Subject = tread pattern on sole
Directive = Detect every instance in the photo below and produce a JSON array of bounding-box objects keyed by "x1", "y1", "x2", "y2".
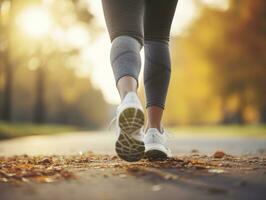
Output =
[
  {"x1": 116, "y1": 107, "x2": 145, "y2": 162},
  {"x1": 145, "y1": 149, "x2": 168, "y2": 161},
  {"x1": 118, "y1": 107, "x2": 144, "y2": 133}
]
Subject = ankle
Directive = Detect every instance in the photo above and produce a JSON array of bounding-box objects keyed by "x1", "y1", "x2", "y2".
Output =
[
  {"x1": 117, "y1": 76, "x2": 138, "y2": 99},
  {"x1": 120, "y1": 91, "x2": 139, "y2": 104}
]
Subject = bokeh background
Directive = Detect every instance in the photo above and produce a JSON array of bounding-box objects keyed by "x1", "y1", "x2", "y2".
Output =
[{"x1": 0, "y1": 0, "x2": 265, "y2": 139}]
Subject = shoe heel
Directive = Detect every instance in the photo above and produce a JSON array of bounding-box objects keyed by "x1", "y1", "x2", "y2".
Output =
[
  {"x1": 115, "y1": 107, "x2": 145, "y2": 162},
  {"x1": 118, "y1": 107, "x2": 144, "y2": 134}
]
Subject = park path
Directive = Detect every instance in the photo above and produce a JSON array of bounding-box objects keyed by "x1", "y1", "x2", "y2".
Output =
[
  {"x1": 0, "y1": 131, "x2": 266, "y2": 200},
  {"x1": 0, "y1": 131, "x2": 265, "y2": 156}
]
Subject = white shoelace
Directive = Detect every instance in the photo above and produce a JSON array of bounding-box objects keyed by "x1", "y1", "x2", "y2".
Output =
[
  {"x1": 108, "y1": 116, "x2": 117, "y2": 131},
  {"x1": 158, "y1": 126, "x2": 173, "y2": 139}
]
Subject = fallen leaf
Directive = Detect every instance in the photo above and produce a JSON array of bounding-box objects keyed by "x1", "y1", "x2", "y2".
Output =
[
  {"x1": 194, "y1": 165, "x2": 208, "y2": 170},
  {"x1": 208, "y1": 169, "x2": 225, "y2": 174},
  {"x1": 151, "y1": 184, "x2": 162, "y2": 191},
  {"x1": 213, "y1": 151, "x2": 226, "y2": 158},
  {"x1": 119, "y1": 174, "x2": 127, "y2": 178},
  {"x1": 0, "y1": 177, "x2": 8, "y2": 183},
  {"x1": 191, "y1": 149, "x2": 199, "y2": 153},
  {"x1": 35, "y1": 176, "x2": 56, "y2": 183},
  {"x1": 38, "y1": 157, "x2": 52, "y2": 165}
]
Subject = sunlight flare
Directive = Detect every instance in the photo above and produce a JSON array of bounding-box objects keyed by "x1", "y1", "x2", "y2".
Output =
[{"x1": 17, "y1": 6, "x2": 52, "y2": 38}]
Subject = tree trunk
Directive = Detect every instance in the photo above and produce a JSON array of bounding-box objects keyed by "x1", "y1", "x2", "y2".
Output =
[
  {"x1": 34, "y1": 66, "x2": 46, "y2": 123},
  {"x1": 1, "y1": 0, "x2": 14, "y2": 121},
  {"x1": 260, "y1": 106, "x2": 266, "y2": 124},
  {"x1": 2, "y1": 51, "x2": 13, "y2": 121}
]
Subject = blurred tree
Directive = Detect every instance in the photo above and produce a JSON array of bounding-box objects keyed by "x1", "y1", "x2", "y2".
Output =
[
  {"x1": 0, "y1": 0, "x2": 109, "y2": 127},
  {"x1": 203, "y1": 0, "x2": 266, "y2": 123},
  {"x1": 0, "y1": 0, "x2": 14, "y2": 121},
  {"x1": 165, "y1": 0, "x2": 266, "y2": 125},
  {"x1": 31, "y1": 0, "x2": 94, "y2": 123}
]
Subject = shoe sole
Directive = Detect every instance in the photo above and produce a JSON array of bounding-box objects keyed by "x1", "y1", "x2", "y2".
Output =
[
  {"x1": 115, "y1": 107, "x2": 145, "y2": 162},
  {"x1": 145, "y1": 149, "x2": 168, "y2": 161}
]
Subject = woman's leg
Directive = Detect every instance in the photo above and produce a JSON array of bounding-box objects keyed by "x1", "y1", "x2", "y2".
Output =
[
  {"x1": 110, "y1": 36, "x2": 141, "y2": 99},
  {"x1": 144, "y1": 0, "x2": 178, "y2": 132},
  {"x1": 102, "y1": 0, "x2": 146, "y2": 162},
  {"x1": 102, "y1": 0, "x2": 144, "y2": 100},
  {"x1": 144, "y1": 41, "x2": 171, "y2": 132}
]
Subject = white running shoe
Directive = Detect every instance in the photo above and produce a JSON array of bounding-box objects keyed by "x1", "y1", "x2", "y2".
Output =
[
  {"x1": 114, "y1": 92, "x2": 145, "y2": 162},
  {"x1": 144, "y1": 128, "x2": 171, "y2": 161}
]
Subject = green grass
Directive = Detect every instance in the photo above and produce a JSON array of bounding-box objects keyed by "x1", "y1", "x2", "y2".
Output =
[
  {"x1": 168, "y1": 125, "x2": 266, "y2": 138},
  {"x1": 0, "y1": 121, "x2": 79, "y2": 140},
  {"x1": 1, "y1": 121, "x2": 265, "y2": 140}
]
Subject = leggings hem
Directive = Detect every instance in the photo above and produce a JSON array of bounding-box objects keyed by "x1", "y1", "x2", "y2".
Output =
[
  {"x1": 146, "y1": 103, "x2": 165, "y2": 110},
  {"x1": 116, "y1": 74, "x2": 139, "y2": 89},
  {"x1": 111, "y1": 32, "x2": 144, "y2": 46}
]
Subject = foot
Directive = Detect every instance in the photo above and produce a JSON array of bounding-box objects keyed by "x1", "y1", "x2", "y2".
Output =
[
  {"x1": 144, "y1": 128, "x2": 171, "y2": 161},
  {"x1": 115, "y1": 92, "x2": 145, "y2": 162}
]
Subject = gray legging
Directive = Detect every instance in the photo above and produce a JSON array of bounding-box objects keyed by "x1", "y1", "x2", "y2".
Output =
[{"x1": 102, "y1": 0, "x2": 178, "y2": 109}]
